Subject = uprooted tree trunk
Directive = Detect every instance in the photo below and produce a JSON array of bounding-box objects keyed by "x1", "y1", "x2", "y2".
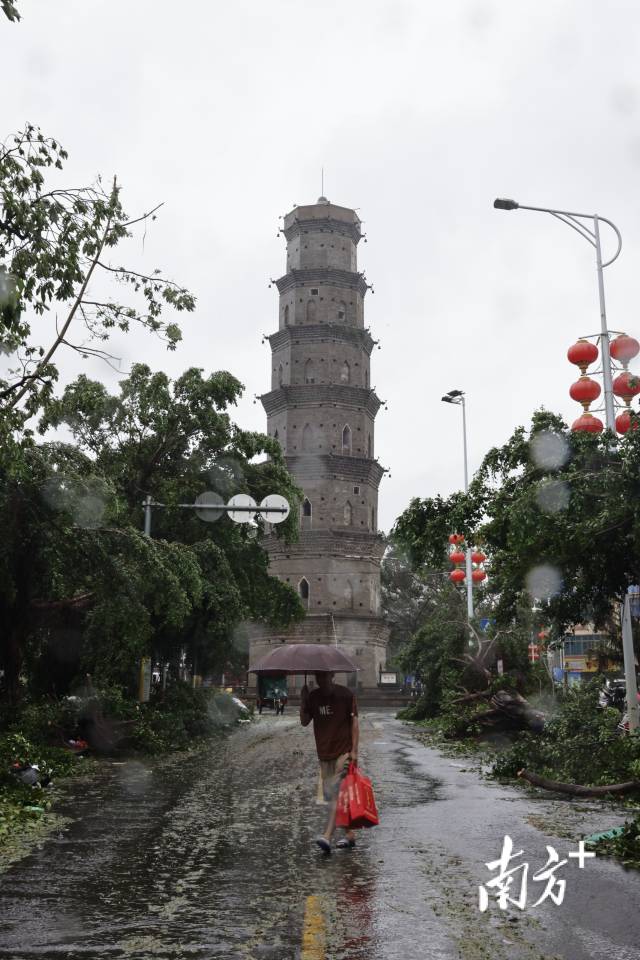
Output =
[
  {"x1": 449, "y1": 625, "x2": 545, "y2": 735},
  {"x1": 518, "y1": 769, "x2": 640, "y2": 797}
]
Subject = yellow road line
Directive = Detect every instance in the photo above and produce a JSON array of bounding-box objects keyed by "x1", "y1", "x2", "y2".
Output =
[{"x1": 301, "y1": 894, "x2": 326, "y2": 960}]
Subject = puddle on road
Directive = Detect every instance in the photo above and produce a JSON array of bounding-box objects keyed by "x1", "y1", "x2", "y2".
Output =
[{"x1": 376, "y1": 744, "x2": 444, "y2": 810}]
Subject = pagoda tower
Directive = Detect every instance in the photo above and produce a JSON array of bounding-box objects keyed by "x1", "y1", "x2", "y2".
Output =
[{"x1": 249, "y1": 197, "x2": 389, "y2": 692}]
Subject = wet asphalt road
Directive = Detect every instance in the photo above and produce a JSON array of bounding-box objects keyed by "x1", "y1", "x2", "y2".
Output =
[{"x1": 1, "y1": 709, "x2": 640, "y2": 960}]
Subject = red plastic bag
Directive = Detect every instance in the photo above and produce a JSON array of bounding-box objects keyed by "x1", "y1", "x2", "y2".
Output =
[{"x1": 335, "y1": 763, "x2": 379, "y2": 829}]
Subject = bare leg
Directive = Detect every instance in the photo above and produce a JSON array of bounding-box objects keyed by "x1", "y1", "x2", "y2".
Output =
[
  {"x1": 322, "y1": 799, "x2": 337, "y2": 842},
  {"x1": 322, "y1": 806, "x2": 355, "y2": 843}
]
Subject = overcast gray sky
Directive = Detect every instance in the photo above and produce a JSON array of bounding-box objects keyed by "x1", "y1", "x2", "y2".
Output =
[{"x1": 4, "y1": 0, "x2": 640, "y2": 530}]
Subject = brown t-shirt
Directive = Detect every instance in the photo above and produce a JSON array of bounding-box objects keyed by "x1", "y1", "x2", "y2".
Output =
[{"x1": 307, "y1": 684, "x2": 358, "y2": 760}]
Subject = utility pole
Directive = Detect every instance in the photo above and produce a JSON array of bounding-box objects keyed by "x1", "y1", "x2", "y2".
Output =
[
  {"x1": 442, "y1": 389, "x2": 474, "y2": 625},
  {"x1": 621, "y1": 595, "x2": 639, "y2": 733}
]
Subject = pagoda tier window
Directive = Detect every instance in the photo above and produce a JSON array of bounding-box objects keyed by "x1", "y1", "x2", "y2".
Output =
[
  {"x1": 299, "y1": 578, "x2": 310, "y2": 608},
  {"x1": 304, "y1": 359, "x2": 316, "y2": 383},
  {"x1": 342, "y1": 424, "x2": 352, "y2": 455},
  {"x1": 340, "y1": 361, "x2": 350, "y2": 384},
  {"x1": 302, "y1": 424, "x2": 313, "y2": 452},
  {"x1": 345, "y1": 580, "x2": 354, "y2": 609}
]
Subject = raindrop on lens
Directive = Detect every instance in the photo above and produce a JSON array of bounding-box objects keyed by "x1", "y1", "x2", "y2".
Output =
[
  {"x1": 231, "y1": 622, "x2": 250, "y2": 653},
  {"x1": 530, "y1": 431, "x2": 570, "y2": 470},
  {"x1": 0, "y1": 268, "x2": 15, "y2": 305},
  {"x1": 535, "y1": 480, "x2": 570, "y2": 514},
  {"x1": 208, "y1": 457, "x2": 246, "y2": 496},
  {"x1": 73, "y1": 494, "x2": 106, "y2": 529},
  {"x1": 41, "y1": 476, "x2": 74, "y2": 511},
  {"x1": 525, "y1": 565, "x2": 563, "y2": 601}
]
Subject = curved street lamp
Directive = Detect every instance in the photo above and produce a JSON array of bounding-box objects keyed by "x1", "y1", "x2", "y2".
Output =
[
  {"x1": 494, "y1": 200, "x2": 638, "y2": 731},
  {"x1": 493, "y1": 197, "x2": 622, "y2": 431}
]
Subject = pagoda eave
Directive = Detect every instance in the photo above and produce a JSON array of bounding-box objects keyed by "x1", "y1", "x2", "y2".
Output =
[
  {"x1": 267, "y1": 324, "x2": 375, "y2": 356},
  {"x1": 283, "y1": 453, "x2": 385, "y2": 487},
  {"x1": 275, "y1": 268, "x2": 369, "y2": 297},
  {"x1": 261, "y1": 384, "x2": 382, "y2": 417}
]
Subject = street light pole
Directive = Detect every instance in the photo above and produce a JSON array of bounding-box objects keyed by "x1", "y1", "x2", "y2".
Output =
[
  {"x1": 493, "y1": 198, "x2": 622, "y2": 431},
  {"x1": 593, "y1": 216, "x2": 617, "y2": 431},
  {"x1": 621, "y1": 595, "x2": 640, "y2": 734},
  {"x1": 494, "y1": 198, "x2": 639, "y2": 731},
  {"x1": 442, "y1": 389, "x2": 474, "y2": 623}
]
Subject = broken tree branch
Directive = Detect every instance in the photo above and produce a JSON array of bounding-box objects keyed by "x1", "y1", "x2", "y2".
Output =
[{"x1": 517, "y1": 769, "x2": 640, "y2": 797}]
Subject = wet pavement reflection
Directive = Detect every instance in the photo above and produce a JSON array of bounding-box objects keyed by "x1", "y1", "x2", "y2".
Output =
[
  {"x1": 2, "y1": 710, "x2": 640, "y2": 959},
  {"x1": 0, "y1": 714, "x2": 403, "y2": 959}
]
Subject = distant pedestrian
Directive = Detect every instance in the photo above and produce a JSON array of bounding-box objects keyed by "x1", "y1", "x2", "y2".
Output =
[{"x1": 300, "y1": 671, "x2": 359, "y2": 854}]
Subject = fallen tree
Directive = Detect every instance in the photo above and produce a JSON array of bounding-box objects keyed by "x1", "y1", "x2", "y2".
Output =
[{"x1": 517, "y1": 769, "x2": 640, "y2": 797}]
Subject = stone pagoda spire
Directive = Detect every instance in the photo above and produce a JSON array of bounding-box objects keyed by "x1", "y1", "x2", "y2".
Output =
[{"x1": 250, "y1": 196, "x2": 389, "y2": 692}]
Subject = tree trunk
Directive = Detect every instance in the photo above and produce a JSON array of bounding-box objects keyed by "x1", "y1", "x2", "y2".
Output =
[{"x1": 518, "y1": 769, "x2": 640, "y2": 797}]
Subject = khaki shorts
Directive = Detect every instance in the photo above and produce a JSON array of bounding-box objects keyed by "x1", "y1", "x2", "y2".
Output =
[{"x1": 316, "y1": 751, "x2": 351, "y2": 804}]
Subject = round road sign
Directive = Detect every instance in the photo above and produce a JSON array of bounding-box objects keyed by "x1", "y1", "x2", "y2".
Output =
[
  {"x1": 227, "y1": 494, "x2": 257, "y2": 523},
  {"x1": 259, "y1": 494, "x2": 290, "y2": 524},
  {"x1": 194, "y1": 491, "x2": 225, "y2": 523}
]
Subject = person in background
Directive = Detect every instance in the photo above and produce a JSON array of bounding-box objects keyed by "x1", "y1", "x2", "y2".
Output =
[{"x1": 300, "y1": 671, "x2": 359, "y2": 854}]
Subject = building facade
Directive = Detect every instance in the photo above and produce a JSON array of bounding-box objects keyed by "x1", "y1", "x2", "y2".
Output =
[{"x1": 249, "y1": 197, "x2": 389, "y2": 691}]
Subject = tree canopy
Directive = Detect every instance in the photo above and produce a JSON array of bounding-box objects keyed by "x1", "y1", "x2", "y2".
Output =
[
  {"x1": 0, "y1": 124, "x2": 194, "y2": 431},
  {"x1": 1, "y1": 364, "x2": 304, "y2": 701},
  {"x1": 393, "y1": 409, "x2": 640, "y2": 633},
  {"x1": 1, "y1": 1, "x2": 20, "y2": 23}
]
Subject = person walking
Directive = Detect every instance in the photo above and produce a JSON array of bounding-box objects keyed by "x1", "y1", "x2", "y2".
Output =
[{"x1": 300, "y1": 671, "x2": 359, "y2": 854}]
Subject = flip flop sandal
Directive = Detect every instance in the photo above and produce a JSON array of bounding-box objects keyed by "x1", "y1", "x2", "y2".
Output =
[
  {"x1": 315, "y1": 836, "x2": 332, "y2": 854},
  {"x1": 336, "y1": 838, "x2": 356, "y2": 849}
]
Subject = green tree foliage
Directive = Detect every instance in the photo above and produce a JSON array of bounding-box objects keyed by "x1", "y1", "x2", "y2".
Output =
[
  {"x1": 380, "y1": 544, "x2": 435, "y2": 663},
  {"x1": 1, "y1": 366, "x2": 304, "y2": 702},
  {"x1": 394, "y1": 410, "x2": 640, "y2": 632},
  {"x1": 491, "y1": 679, "x2": 640, "y2": 786},
  {"x1": 1, "y1": 1, "x2": 20, "y2": 22},
  {"x1": 0, "y1": 439, "x2": 208, "y2": 699},
  {"x1": 46, "y1": 364, "x2": 305, "y2": 665},
  {"x1": 0, "y1": 125, "x2": 194, "y2": 428}
]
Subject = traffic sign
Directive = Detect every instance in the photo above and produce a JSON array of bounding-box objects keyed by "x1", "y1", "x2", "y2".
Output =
[
  {"x1": 227, "y1": 494, "x2": 257, "y2": 523},
  {"x1": 259, "y1": 494, "x2": 290, "y2": 524},
  {"x1": 194, "y1": 491, "x2": 225, "y2": 522}
]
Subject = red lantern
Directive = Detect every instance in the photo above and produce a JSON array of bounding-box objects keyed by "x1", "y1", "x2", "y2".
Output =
[
  {"x1": 472, "y1": 569, "x2": 487, "y2": 583},
  {"x1": 471, "y1": 551, "x2": 486, "y2": 565},
  {"x1": 449, "y1": 569, "x2": 465, "y2": 583},
  {"x1": 449, "y1": 550, "x2": 466, "y2": 565},
  {"x1": 571, "y1": 412, "x2": 603, "y2": 433},
  {"x1": 616, "y1": 409, "x2": 639, "y2": 434},
  {"x1": 569, "y1": 376, "x2": 601, "y2": 409},
  {"x1": 613, "y1": 371, "x2": 640, "y2": 401},
  {"x1": 567, "y1": 339, "x2": 598, "y2": 374},
  {"x1": 610, "y1": 334, "x2": 640, "y2": 367},
  {"x1": 448, "y1": 533, "x2": 464, "y2": 545}
]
